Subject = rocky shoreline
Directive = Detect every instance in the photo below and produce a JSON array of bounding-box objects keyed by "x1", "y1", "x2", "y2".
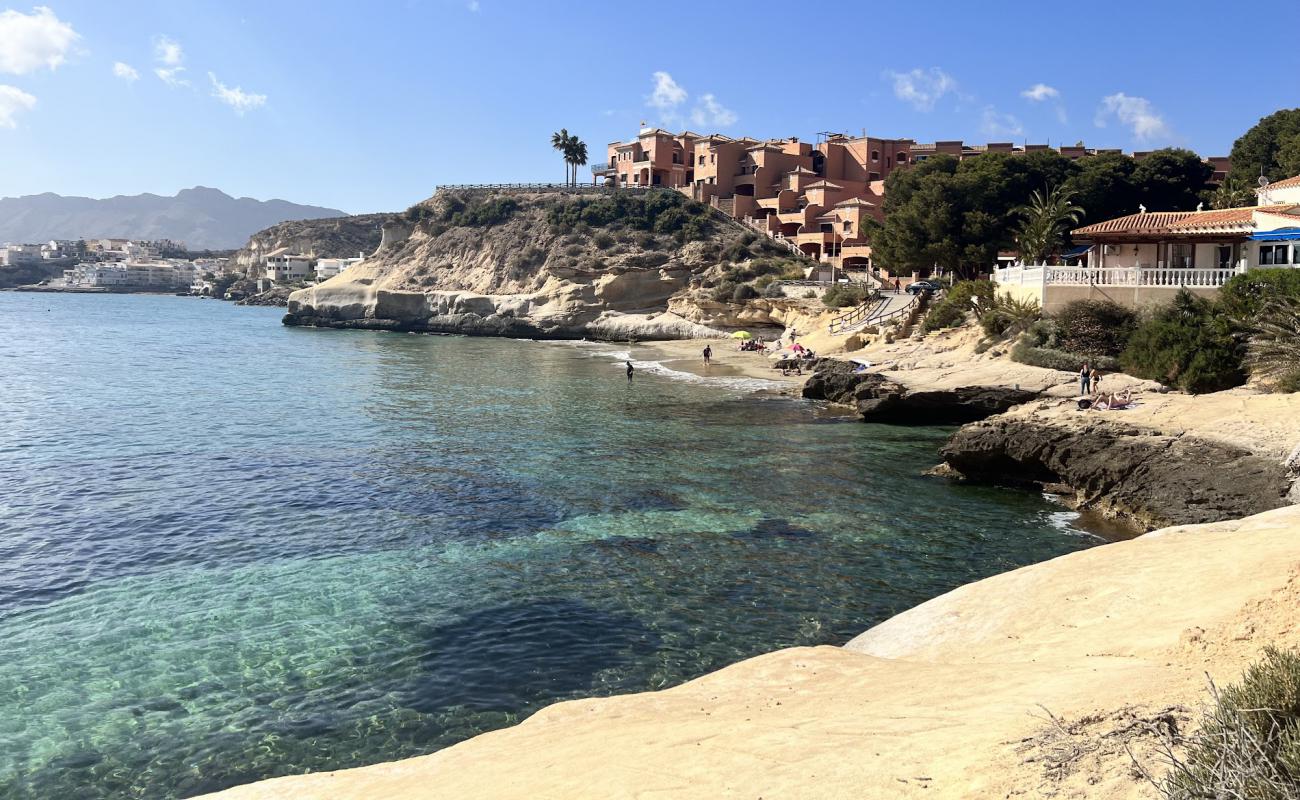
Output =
[{"x1": 800, "y1": 353, "x2": 1298, "y2": 530}]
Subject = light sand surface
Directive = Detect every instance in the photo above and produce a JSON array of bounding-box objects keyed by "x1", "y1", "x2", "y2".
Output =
[
  {"x1": 202, "y1": 506, "x2": 1300, "y2": 800},
  {"x1": 632, "y1": 337, "x2": 805, "y2": 385},
  {"x1": 848, "y1": 326, "x2": 1300, "y2": 460}
]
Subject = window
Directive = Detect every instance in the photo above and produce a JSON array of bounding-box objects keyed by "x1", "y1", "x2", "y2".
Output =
[
  {"x1": 897, "y1": 153, "x2": 908, "y2": 164},
  {"x1": 1170, "y1": 243, "x2": 1193, "y2": 268},
  {"x1": 871, "y1": 150, "x2": 880, "y2": 162},
  {"x1": 698, "y1": 155, "x2": 705, "y2": 165},
  {"x1": 1260, "y1": 244, "x2": 1292, "y2": 266},
  {"x1": 843, "y1": 221, "x2": 852, "y2": 232},
  {"x1": 1217, "y1": 245, "x2": 1234, "y2": 269}
]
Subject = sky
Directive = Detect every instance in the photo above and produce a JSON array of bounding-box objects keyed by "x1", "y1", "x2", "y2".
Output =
[{"x1": 1, "y1": 0, "x2": 1297, "y2": 214}]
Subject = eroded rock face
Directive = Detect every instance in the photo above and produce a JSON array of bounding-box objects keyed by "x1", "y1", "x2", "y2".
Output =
[
  {"x1": 279, "y1": 191, "x2": 799, "y2": 341},
  {"x1": 941, "y1": 417, "x2": 1292, "y2": 529},
  {"x1": 802, "y1": 361, "x2": 1039, "y2": 424}
]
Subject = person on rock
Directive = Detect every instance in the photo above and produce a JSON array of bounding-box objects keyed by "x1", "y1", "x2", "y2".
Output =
[{"x1": 1079, "y1": 363, "x2": 1091, "y2": 396}]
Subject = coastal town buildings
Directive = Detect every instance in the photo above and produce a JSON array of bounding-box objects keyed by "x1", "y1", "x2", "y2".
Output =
[
  {"x1": 994, "y1": 174, "x2": 1300, "y2": 311},
  {"x1": 596, "y1": 126, "x2": 1232, "y2": 275}
]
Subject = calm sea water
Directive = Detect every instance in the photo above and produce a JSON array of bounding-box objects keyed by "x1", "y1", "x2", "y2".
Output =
[{"x1": 0, "y1": 293, "x2": 1098, "y2": 798}]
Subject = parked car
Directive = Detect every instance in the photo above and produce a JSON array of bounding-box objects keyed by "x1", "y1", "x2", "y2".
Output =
[{"x1": 905, "y1": 280, "x2": 943, "y2": 295}]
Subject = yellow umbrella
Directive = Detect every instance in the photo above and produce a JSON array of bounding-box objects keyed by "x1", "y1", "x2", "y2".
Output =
[{"x1": 731, "y1": 331, "x2": 752, "y2": 340}]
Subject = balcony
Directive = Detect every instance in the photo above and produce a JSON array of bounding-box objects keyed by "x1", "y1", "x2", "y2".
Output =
[
  {"x1": 633, "y1": 153, "x2": 650, "y2": 162},
  {"x1": 591, "y1": 161, "x2": 616, "y2": 175}
]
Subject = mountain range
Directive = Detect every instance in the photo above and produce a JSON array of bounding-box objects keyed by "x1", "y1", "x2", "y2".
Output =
[{"x1": 0, "y1": 187, "x2": 350, "y2": 251}]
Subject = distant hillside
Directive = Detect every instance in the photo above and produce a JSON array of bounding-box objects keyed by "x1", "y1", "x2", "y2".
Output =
[
  {"x1": 233, "y1": 213, "x2": 397, "y2": 276},
  {"x1": 0, "y1": 187, "x2": 349, "y2": 250}
]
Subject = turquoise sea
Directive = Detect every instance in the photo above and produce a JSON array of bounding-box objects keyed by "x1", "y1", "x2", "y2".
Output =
[{"x1": 0, "y1": 293, "x2": 1100, "y2": 798}]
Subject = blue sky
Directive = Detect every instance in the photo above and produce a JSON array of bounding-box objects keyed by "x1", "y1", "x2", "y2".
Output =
[{"x1": 1, "y1": 0, "x2": 1297, "y2": 213}]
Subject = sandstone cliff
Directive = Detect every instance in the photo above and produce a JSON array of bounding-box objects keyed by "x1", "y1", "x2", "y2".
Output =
[{"x1": 283, "y1": 190, "x2": 809, "y2": 341}]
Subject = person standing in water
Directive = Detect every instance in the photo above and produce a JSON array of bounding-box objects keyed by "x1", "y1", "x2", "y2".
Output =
[
  {"x1": 703, "y1": 345, "x2": 712, "y2": 367},
  {"x1": 626, "y1": 360, "x2": 634, "y2": 383}
]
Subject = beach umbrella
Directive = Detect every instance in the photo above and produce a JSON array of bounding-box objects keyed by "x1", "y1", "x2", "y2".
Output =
[{"x1": 732, "y1": 331, "x2": 752, "y2": 340}]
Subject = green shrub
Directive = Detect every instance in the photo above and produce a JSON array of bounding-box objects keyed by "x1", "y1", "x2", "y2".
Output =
[
  {"x1": 763, "y1": 281, "x2": 785, "y2": 299},
  {"x1": 722, "y1": 240, "x2": 750, "y2": 263},
  {"x1": 732, "y1": 284, "x2": 760, "y2": 302},
  {"x1": 1159, "y1": 647, "x2": 1300, "y2": 800},
  {"x1": 625, "y1": 252, "x2": 670, "y2": 269},
  {"x1": 1053, "y1": 299, "x2": 1139, "y2": 357},
  {"x1": 1120, "y1": 290, "x2": 1245, "y2": 393},
  {"x1": 564, "y1": 243, "x2": 584, "y2": 258},
  {"x1": 1219, "y1": 268, "x2": 1300, "y2": 319},
  {"x1": 712, "y1": 281, "x2": 738, "y2": 302},
  {"x1": 802, "y1": 289, "x2": 817, "y2": 299},
  {"x1": 822, "y1": 284, "x2": 873, "y2": 308},
  {"x1": 754, "y1": 274, "x2": 776, "y2": 289},
  {"x1": 922, "y1": 280, "x2": 996, "y2": 332},
  {"x1": 979, "y1": 294, "x2": 1041, "y2": 339},
  {"x1": 436, "y1": 194, "x2": 519, "y2": 228},
  {"x1": 547, "y1": 190, "x2": 714, "y2": 238},
  {"x1": 593, "y1": 232, "x2": 615, "y2": 250},
  {"x1": 1010, "y1": 341, "x2": 1120, "y2": 372}
]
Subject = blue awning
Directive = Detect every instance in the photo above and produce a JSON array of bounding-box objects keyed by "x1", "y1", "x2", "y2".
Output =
[
  {"x1": 1061, "y1": 245, "x2": 1092, "y2": 258},
  {"x1": 1251, "y1": 227, "x2": 1300, "y2": 241}
]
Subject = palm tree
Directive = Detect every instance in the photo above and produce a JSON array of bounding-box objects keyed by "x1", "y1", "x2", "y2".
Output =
[
  {"x1": 1246, "y1": 297, "x2": 1300, "y2": 386},
  {"x1": 1210, "y1": 174, "x2": 1255, "y2": 210},
  {"x1": 565, "y1": 138, "x2": 588, "y2": 186},
  {"x1": 550, "y1": 129, "x2": 573, "y2": 184},
  {"x1": 1015, "y1": 185, "x2": 1084, "y2": 265}
]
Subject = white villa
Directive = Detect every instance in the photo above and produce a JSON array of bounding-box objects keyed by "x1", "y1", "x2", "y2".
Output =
[
  {"x1": 264, "y1": 249, "x2": 314, "y2": 283},
  {"x1": 315, "y1": 256, "x2": 363, "y2": 279},
  {"x1": 995, "y1": 174, "x2": 1300, "y2": 311}
]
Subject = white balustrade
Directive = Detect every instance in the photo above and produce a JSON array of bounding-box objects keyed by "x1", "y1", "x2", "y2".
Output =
[{"x1": 993, "y1": 265, "x2": 1242, "y2": 289}]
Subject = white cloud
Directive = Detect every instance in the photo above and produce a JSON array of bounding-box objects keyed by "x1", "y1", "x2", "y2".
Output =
[
  {"x1": 980, "y1": 107, "x2": 1024, "y2": 139},
  {"x1": 1020, "y1": 83, "x2": 1059, "y2": 102},
  {"x1": 690, "y1": 93, "x2": 736, "y2": 127},
  {"x1": 466, "y1": 0, "x2": 480, "y2": 9},
  {"x1": 0, "y1": 84, "x2": 37, "y2": 128},
  {"x1": 1095, "y1": 92, "x2": 1171, "y2": 141},
  {"x1": 209, "y1": 72, "x2": 265, "y2": 115},
  {"x1": 648, "y1": 70, "x2": 686, "y2": 111},
  {"x1": 884, "y1": 67, "x2": 956, "y2": 112},
  {"x1": 153, "y1": 35, "x2": 183, "y2": 66},
  {"x1": 112, "y1": 61, "x2": 139, "y2": 82},
  {"x1": 155, "y1": 66, "x2": 188, "y2": 87},
  {"x1": 0, "y1": 6, "x2": 79, "y2": 75}
]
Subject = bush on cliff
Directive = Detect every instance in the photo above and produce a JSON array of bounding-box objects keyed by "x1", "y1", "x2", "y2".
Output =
[
  {"x1": 434, "y1": 194, "x2": 520, "y2": 228},
  {"x1": 1053, "y1": 299, "x2": 1138, "y2": 357},
  {"x1": 922, "y1": 280, "x2": 996, "y2": 332},
  {"x1": 1157, "y1": 646, "x2": 1300, "y2": 800},
  {"x1": 822, "y1": 284, "x2": 873, "y2": 309},
  {"x1": 547, "y1": 191, "x2": 714, "y2": 240},
  {"x1": 1120, "y1": 290, "x2": 1245, "y2": 393}
]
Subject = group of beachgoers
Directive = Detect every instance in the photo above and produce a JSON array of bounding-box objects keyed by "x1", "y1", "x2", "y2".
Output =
[{"x1": 1079, "y1": 363, "x2": 1135, "y2": 410}]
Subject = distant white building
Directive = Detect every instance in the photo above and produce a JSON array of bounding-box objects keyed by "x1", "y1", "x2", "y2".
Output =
[
  {"x1": 264, "y1": 248, "x2": 313, "y2": 283},
  {"x1": 315, "y1": 256, "x2": 364, "y2": 279},
  {"x1": 0, "y1": 244, "x2": 43, "y2": 266}
]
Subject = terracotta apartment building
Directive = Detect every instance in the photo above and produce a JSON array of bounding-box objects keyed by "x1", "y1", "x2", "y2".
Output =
[{"x1": 594, "y1": 126, "x2": 1231, "y2": 272}]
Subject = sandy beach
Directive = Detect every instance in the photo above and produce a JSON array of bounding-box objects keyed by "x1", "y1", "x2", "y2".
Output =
[{"x1": 631, "y1": 337, "x2": 808, "y2": 385}]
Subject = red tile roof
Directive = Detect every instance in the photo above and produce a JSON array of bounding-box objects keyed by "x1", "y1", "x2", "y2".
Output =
[
  {"x1": 1263, "y1": 174, "x2": 1300, "y2": 191},
  {"x1": 1073, "y1": 205, "x2": 1299, "y2": 236}
]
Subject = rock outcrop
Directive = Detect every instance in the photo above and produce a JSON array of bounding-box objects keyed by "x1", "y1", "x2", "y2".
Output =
[
  {"x1": 941, "y1": 414, "x2": 1292, "y2": 529},
  {"x1": 282, "y1": 191, "x2": 802, "y2": 341},
  {"x1": 802, "y1": 359, "x2": 1039, "y2": 423}
]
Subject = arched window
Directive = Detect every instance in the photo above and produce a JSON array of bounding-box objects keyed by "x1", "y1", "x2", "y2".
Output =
[{"x1": 897, "y1": 153, "x2": 909, "y2": 164}]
